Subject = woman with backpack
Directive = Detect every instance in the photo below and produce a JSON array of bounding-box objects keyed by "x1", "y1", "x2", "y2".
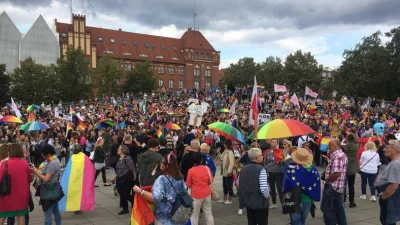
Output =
[{"x1": 133, "y1": 152, "x2": 191, "y2": 225}]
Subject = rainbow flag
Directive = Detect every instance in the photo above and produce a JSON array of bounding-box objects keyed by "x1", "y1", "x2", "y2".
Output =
[
  {"x1": 131, "y1": 186, "x2": 155, "y2": 225},
  {"x1": 322, "y1": 120, "x2": 328, "y2": 127},
  {"x1": 66, "y1": 122, "x2": 73, "y2": 135},
  {"x1": 388, "y1": 120, "x2": 395, "y2": 134},
  {"x1": 320, "y1": 137, "x2": 331, "y2": 152},
  {"x1": 70, "y1": 106, "x2": 87, "y2": 130},
  {"x1": 285, "y1": 97, "x2": 290, "y2": 105},
  {"x1": 148, "y1": 111, "x2": 157, "y2": 128},
  {"x1": 27, "y1": 111, "x2": 35, "y2": 122},
  {"x1": 59, "y1": 152, "x2": 95, "y2": 212},
  {"x1": 157, "y1": 130, "x2": 163, "y2": 139}
]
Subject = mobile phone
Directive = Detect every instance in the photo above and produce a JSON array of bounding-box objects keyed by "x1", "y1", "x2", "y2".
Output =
[{"x1": 29, "y1": 163, "x2": 33, "y2": 168}]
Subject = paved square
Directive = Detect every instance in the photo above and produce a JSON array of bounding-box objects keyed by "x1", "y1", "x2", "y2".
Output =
[{"x1": 25, "y1": 167, "x2": 381, "y2": 225}]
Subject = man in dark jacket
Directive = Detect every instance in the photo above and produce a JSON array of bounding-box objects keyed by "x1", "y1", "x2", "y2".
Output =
[
  {"x1": 157, "y1": 138, "x2": 170, "y2": 157},
  {"x1": 138, "y1": 138, "x2": 164, "y2": 186},
  {"x1": 239, "y1": 148, "x2": 270, "y2": 225},
  {"x1": 181, "y1": 139, "x2": 200, "y2": 181}
]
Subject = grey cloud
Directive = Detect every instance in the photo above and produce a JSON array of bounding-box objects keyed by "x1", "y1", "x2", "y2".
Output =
[{"x1": 3, "y1": 0, "x2": 52, "y2": 7}]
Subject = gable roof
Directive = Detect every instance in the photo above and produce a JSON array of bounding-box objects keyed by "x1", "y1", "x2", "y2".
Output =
[{"x1": 180, "y1": 29, "x2": 215, "y2": 51}]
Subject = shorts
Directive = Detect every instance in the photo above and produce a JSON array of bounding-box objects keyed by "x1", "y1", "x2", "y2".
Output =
[{"x1": 0, "y1": 209, "x2": 28, "y2": 218}]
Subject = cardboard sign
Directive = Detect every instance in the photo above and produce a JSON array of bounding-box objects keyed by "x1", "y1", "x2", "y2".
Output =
[
  {"x1": 258, "y1": 114, "x2": 271, "y2": 123},
  {"x1": 188, "y1": 98, "x2": 199, "y2": 104},
  {"x1": 188, "y1": 104, "x2": 203, "y2": 115}
]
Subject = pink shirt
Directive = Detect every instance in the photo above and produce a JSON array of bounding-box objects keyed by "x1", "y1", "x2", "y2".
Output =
[{"x1": 186, "y1": 165, "x2": 213, "y2": 199}]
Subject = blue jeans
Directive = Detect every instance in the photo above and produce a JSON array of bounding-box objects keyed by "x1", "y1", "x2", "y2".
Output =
[
  {"x1": 45, "y1": 202, "x2": 61, "y2": 225},
  {"x1": 290, "y1": 202, "x2": 312, "y2": 225},
  {"x1": 360, "y1": 172, "x2": 377, "y2": 195},
  {"x1": 320, "y1": 184, "x2": 347, "y2": 225}
]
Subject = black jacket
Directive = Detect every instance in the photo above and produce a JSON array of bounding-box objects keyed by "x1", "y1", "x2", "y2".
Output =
[{"x1": 93, "y1": 146, "x2": 105, "y2": 163}]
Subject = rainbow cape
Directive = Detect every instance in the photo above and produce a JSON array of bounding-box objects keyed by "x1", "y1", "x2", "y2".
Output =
[
  {"x1": 59, "y1": 152, "x2": 95, "y2": 211},
  {"x1": 131, "y1": 186, "x2": 155, "y2": 225},
  {"x1": 320, "y1": 136, "x2": 331, "y2": 152}
]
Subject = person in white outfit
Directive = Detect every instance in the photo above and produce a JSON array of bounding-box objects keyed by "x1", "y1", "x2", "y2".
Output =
[{"x1": 360, "y1": 141, "x2": 381, "y2": 201}]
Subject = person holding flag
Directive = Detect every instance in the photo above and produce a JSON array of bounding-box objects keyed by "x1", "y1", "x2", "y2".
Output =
[
  {"x1": 249, "y1": 76, "x2": 259, "y2": 140},
  {"x1": 283, "y1": 148, "x2": 321, "y2": 225}
]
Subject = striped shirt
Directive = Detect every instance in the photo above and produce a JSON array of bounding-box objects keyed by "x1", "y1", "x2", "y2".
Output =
[{"x1": 259, "y1": 168, "x2": 270, "y2": 198}]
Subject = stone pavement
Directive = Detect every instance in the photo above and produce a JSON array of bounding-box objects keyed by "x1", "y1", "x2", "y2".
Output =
[{"x1": 25, "y1": 167, "x2": 382, "y2": 225}]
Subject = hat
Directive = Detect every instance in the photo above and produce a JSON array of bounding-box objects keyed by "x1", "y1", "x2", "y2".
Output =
[{"x1": 291, "y1": 148, "x2": 313, "y2": 165}]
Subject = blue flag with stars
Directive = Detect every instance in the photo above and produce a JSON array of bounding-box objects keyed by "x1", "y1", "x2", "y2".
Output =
[{"x1": 283, "y1": 164, "x2": 321, "y2": 201}]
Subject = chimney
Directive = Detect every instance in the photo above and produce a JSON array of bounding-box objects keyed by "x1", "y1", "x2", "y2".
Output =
[
  {"x1": 188, "y1": 28, "x2": 192, "y2": 31},
  {"x1": 119, "y1": 28, "x2": 122, "y2": 31}
]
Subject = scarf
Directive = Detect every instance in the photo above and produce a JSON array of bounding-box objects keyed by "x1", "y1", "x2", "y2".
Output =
[{"x1": 38, "y1": 155, "x2": 57, "y2": 174}]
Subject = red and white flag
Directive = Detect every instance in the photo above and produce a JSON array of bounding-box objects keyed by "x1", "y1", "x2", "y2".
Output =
[
  {"x1": 305, "y1": 86, "x2": 318, "y2": 98},
  {"x1": 249, "y1": 77, "x2": 259, "y2": 130},
  {"x1": 274, "y1": 84, "x2": 287, "y2": 93},
  {"x1": 290, "y1": 93, "x2": 300, "y2": 108},
  {"x1": 11, "y1": 97, "x2": 22, "y2": 118}
]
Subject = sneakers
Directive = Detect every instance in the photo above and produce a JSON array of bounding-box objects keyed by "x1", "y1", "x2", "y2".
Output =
[
  {"x1": 360, "y1": 195, "x2": 366, "y2": 200},
  {"x1": 224, "y1": 201, "x2": 232, "y2": 205},
  {"x1": 269, "y1": 204, "x2": 278, "y2": 209},
  {"x1": 238, "y1": 209, "x2": 243, "y2": 216},
  {"x1": 370, "y1": 196, "x2": 377, "y2": 202},
  {"x1": 217, "y1": 199, "x2": 225, "y2": 203}
]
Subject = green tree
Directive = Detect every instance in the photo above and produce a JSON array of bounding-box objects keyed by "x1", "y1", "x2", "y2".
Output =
[
  {"x1": 257, "y1": 56, "x2": 283, "y2": 90},
  {"x1": 124, "y1": 61, "x2": 157, "y2": 94},
  {"x1": 0, "y1": 64, "x2": 10, "y2": 106},
  {"x1": 282, "y1": 50, "x2": 323, "y2": 94},
  {"x1": 57, "y1": 47, "x2": 92, "y2": 102},
  {"x1": 335, "y1": 32, "x2": 396, "y2": 99},
  {"x1": 386, "y1": 26, "x2": 400, "y2": 96},
  {"x1": 92, "y1": 54, "x2": 123, "y2": 96},
  {"x1": 222, "y1": 57, "x2": 261, "y2": 87},
  {"x1": 11, "y1": 58, "x2": 58, "y2": 103}
]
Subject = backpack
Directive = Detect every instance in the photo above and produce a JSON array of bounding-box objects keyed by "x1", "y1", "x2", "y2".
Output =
[{"x1": 165, "y1": 176, "x2": 193, "y2": 224}]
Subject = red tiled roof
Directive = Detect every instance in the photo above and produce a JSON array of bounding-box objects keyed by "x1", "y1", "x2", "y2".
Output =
[{"x1": 56, "y1": 22, "x2": 216, "y2": 64}]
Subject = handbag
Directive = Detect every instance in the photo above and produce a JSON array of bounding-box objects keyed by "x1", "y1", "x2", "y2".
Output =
[
  {"x1": 39, "y1": 182, "x2": 64, "y2": 201},
  {"x1": 282, "y1": 186, "x2": 302, "y2": 214},
  {"x1": 206, "y1": 166, "x2": 219, "y2": 201},
  {"x1": 165, "y1": 176, "x2": 193, "y2": 224},
  {"x1": 0, "y1": 161, "x2": 11, "y2": 196}
]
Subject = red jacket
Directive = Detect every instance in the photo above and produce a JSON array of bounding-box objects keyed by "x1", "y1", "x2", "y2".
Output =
[{"x1": 0, "y1": 158, "x2": 32, "y2": 212}]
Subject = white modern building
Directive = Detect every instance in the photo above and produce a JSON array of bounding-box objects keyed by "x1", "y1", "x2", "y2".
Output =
[{"x1": 0, "y1": 11, "x2": 59, "y2": 73}]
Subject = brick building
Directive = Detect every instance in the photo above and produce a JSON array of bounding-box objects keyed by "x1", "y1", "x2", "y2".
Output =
[{"x1": 54, "y1": 14, "x2": 220, "y2": 90}]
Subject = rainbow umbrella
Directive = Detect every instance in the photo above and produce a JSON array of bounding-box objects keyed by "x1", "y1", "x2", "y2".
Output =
[
  {"x1": 167, "y1": 110, "x2": 175, "y2": 115},
  {"x1": 95, "y1": 119, "x2": 114, "y2": 129},
  {"x1": 0, "y1": 115, "x2": 23, "y2": 123},
  {"x1": 20, "y1": 121, "x2": 50, "y2": 132},
  {"x1": 26, "y1": 104, "x2": 40, "y2": 111},
  {"x1": 207, "y1": 122, "x2": 246, "y2": 144},
  {"x1": 247, "y1": 122, "x2": 268, "y2": 140},
  {"x1": 219, "y1": 108, "x2": 230, "y2": 113},
  {"x1": 258, "y1": 119, "x2": 315, "y2": 139},
  {"x1": 164, "y1": 123, "x2": 181, "y2": 130}
]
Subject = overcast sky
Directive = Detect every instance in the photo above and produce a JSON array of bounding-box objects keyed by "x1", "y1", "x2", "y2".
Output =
[{"x1": 1, "y1": 0, "x2": 399, "y2": 69}]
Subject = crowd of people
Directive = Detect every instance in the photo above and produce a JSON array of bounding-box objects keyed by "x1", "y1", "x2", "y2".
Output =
[{"x1": 0, "y1": 88, "x2": 400, "y2": 225}]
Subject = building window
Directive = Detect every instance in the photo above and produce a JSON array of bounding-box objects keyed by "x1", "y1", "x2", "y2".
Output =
[
  {"x1": 161, "y1": 45, "x2": 166, "y2": 49},
  {"x1": 168, "y1": 67, "x2": 174, "y2": 75},
  {"x1": 122, "y1": 52, "x2": 132, "y2": 55},
  {"x1": 122, "y1": 40, "x2": 127, "y2": 45},
  {"x1": 151, "y1": 44, "x2": 155, "y2": 48},
  {"x1": 111, "y1": 39, "x2": 115, "y2": 43},
  {"x1": 194, "y1": 53, "x2": 198, "y2": 58},
  {"x1": 98, "y1": 37, "x2": 103, "y2": 42},
  {"x1": 206, "y1": 81, "x2": 211, "y2": 88},
  {"x1": 156, "y1": 56, "x2": 164, "y2": 59},
  {"x1": 144, "y1": 43, "x2": 149, "y2": 48},
  {"x1": 205, "y1": 54, "x2": 208, "y2": 59},
  {"x1": 173, "y1": 47, "x2": 177, "y2": 51},
  {"x1": 172, "y1": 57, "x2": 179, "y2": 60},
  {"x1": 124, "y1": 63, "x2": 132, "y2": 72},
  {"x1": 194, "y1": 65, "x2": 200, "y2": 76},
  {"x1": 134, "y1": 42, "x2": 138, "y2": 46},
  {"x1": 194, "y1": 81, "x2": 199, "y2": 89},
  {"x1": 200, "y1": 53, "x2": 203, "y2": 59},
  {"x1": 139, "y1": 54, "x2": 148, "y2": 57},
  {"x1": 61, "y1": 33, "x2": 67, "y2": 38},
  {"x1": 169, "y1": 79, "x2": 174, "y2": 88},
  {"x1": 179, "y1": 68, "x2": 184, "y2": 75},
  {"x1": 103, "y1": 50, "x2": 113, "y2": 54},
  {"x1": 159, "y1": 79, "x2": 164, "y2": 87},
  {"x1": 205, "y1": 67, "x2": 211, "y2": 77},
  {"x1": 179, "y1": 80, "x2": 183, "y2": 88},
  {"x1": 158, "y1": 65, "x2": 164, "y2": 74}
]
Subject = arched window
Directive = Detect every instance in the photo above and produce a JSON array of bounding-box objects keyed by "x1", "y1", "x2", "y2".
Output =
[
  {"x1": 159, "y1": 79, "x2": 163, "y2": 87},
  {"x1": 179, "y1": 80, "x2": 183, "y2": 88},
  {"x1": 206, "y1": 81, "x2": 211, "y2": 88},
  {"x1": 194, "y1": 81, "x2": 199, "y2": 89},
  {"x1": 169, "y1": 79, "x2": 174, "y2": 88},
  {"x1": 194, "y1": 65, "x2": 200, "y2": 76},
  {"x1": 205, "y1": 66, "x2": 212, "y2": 77}
]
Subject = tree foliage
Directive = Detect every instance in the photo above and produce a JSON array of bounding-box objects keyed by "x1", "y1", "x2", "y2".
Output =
[
  {"x1": 56, "y1": 47, "x2": 92, "y2": 102},
  {"x1": 10, "y1": 58, "x2": 58, "y2": 103},
  {"x1": 0, "y1": 64, "x2": 10, "y2": 106},
  {"x1": 124, "y1": 61, "x2": 157, "y2": 94},
  {"x1": 257, "y1": 56, "x2": 284, "y2": 89},
  {"x1": 93, "y1": 54, "x2": 123, "y2": 96},
  {"x1": 222, "y1": 57, "x2": 260, "y2": 87}
]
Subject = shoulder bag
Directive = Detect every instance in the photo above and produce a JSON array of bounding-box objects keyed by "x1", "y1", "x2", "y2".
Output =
[
  {"x1": 359, "y1": 152, "x2": 378, "y2": 173},
  {"x1": 165, "y1": 176, "x2": 193, "y2": 224},
  {"x1": 0, "y1": 161, "x2": 11, "y2": 196},
  {"x1": 39, "y1": 182, "x2": 64, "y2": 201},
  {"x1": 206, "y1": 166, "x2": 219, "y2": 201}
]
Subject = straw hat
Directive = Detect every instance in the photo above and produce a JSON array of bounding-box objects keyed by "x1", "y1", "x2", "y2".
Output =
[{"x1": 291, "y1": 148, "x2": 313, "y2": 165}]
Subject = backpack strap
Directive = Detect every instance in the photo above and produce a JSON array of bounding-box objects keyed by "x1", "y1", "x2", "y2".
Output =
[{"x1": 165, "y1": 175, "x2": 179, "y2": 194}]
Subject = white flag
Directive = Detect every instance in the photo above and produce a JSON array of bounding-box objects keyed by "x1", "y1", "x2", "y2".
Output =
[
  {"x1": 274, "y1": 84, "x2": 287, "y2": 93},
  {"x1": 11, "y1": 98, "x2": 22, "y2": 118},
  {"x1": 290, "y1": 93, "x2": 300, "y2": 108},
  {"x1": 305, "y1": 86, "x2": 318, "y2": 98}
]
